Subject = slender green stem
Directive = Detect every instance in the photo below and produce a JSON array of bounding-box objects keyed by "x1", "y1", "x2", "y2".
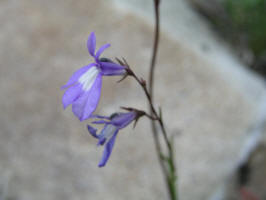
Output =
[
  {"x1": 121, "y1": 1, "x2": 178, "y2": 198},
  {"x1": 127, "y1": 68, "x2": 169, "y2": 177},
  {"x1": 129, "y1": 52, "x2": 178, "y2": 200},
  {"x1": 148, "y1": 0, "x2": 178, "y2": 199}
]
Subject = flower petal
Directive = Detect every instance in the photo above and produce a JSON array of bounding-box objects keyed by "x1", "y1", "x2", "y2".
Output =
[
  {"x1": 97, "y1": 138, "x2": 106, "y2": 146},
  {"x1": 96, "y1": 125, "x2": 108, "y2": 146},
  {"x1": 97, "y1": 124, "x2": 117, "y2": 146},
  {"x1": 78, "y1": 66, "x2": 99, "y2": 91},
  {"x1": 61, "y1": 63, "x2": 97, "y2": 89},
  {"x1": 111, "y1": 112, "x2": 137, "y2": 129},
  {"x1": 95, "y1": 43, "x2": 110, "y2": 60},
  {"x1": 62, "y1": 83, "x2": 83, "y2": 109},
  {"x1": 87, "y1": 124, "x2": 98, "y2": 138},
  {"x1": 87, "y1": 32, "x2": 96, "y2": 56},
  {"x1": 98, "y1": 130, "x2": 118, "y2": 167},
  {"x1": 72, "y1": 74, "x2": 102, "y2": 121},
  {"x1": 92, "y1": 120, "x2": 110, "y2": 124},
  {"x1": 100, "y1": 62, "x2": 125, "y2": 70},
  {"x1": 100, "y1": 62, "x2": 126, "y2": 76},
  {"x1": 91, "y1": 114, "x2": 111, "y2": 120}
]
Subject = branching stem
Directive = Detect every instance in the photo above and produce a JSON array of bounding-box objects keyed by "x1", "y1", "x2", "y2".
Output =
[
  {"x1": 117, "y1": 1, "x2": 177, "y2": 198},
  {"x1": 148, "y1": 0, "x2": 178, "y2": 199}
]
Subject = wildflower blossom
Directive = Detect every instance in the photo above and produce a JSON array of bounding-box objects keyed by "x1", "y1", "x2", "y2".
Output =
[
  {"x1": 62, "y1": 32, "x2": 126, "y2": 121},
  {"x1": 87, "y1": 111, "x2": 138, "y2": 167}
]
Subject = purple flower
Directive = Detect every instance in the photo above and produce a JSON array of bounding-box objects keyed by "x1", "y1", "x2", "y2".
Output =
[
  {"x1": 62, "y1": 32, "x2": 126, "y2": 121},
  {"x1": 87, "y1": 111, "x2": 137, "y2": 167}
]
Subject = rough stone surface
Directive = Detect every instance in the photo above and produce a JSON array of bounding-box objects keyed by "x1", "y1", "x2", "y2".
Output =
[{"x1": 0, "y1": 0, "x2": 265, "y2": 200}]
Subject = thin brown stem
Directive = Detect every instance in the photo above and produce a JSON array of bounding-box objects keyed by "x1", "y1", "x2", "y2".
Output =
[
  {"x1": 120, "y1": 0, "x2": 177, "y2": 198},
  {"x1": 129, "y1": 69, "x2": 169, "y2": 186},
  {"x1": 147, "y1": 0, "x2": 172, "y2": 190},
  {"x1": 149, "y1": 0, "x2": 160, "y2": 100},
  {"x1": 148, "y1": 0, "x2": 177, "y2": 199}
]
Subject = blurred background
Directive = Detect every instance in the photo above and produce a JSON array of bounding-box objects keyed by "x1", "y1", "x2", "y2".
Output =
[{"x1": 0, "y1": 0, "x2": 265, "y2": 199}]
